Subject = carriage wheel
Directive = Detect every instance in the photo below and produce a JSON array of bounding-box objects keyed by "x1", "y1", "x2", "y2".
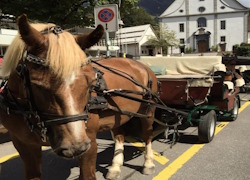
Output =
[
  {"x1": 228, "y1": 97, "x2": 239, "y2": 121},
  {"x1": 198, "y1": 110, "x2": 217, "y2": 143}
]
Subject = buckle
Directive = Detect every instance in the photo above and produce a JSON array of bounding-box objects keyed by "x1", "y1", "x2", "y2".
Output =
[{"x1": 52, "y1": 26, "x2": 63, "y2": 35}]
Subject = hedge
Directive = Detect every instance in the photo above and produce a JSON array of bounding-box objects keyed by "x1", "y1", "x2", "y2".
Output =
[{"x1": 233, "y1": 44, "x2": 250, "y2": 57}]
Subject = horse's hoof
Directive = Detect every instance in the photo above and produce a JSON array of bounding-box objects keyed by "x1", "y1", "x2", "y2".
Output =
[
  {"x1": 106, "y1": 171, "x2": 121, "y2": 180},
  {"x1": 142, "y1": 166, "x2": 155, "y2": 175}
]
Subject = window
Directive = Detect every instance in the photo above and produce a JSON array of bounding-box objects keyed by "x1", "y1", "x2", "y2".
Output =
[
  {"x1": 180, "y1": 38, "x2": 185, "y2": 44},
  {"x1": 221, "y1": 20, "x2": 226, "y2": 30},
  {"x1": 221, "y1": 36, "x2": 226, "y2": 42},
  {"x1": 197, "y1": 17, "x2": 207, "y2": 27},
  {"x1": 179, "y1": 23, "x2": 184, "y2": 32},
  {"x1": 198, "y1": 7, "x2": 206, "y2": 13}
]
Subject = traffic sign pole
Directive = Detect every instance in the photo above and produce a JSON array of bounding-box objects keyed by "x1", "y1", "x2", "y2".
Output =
[{"x1": 106, "y1": 30, "x2": 110, "y2": 57}]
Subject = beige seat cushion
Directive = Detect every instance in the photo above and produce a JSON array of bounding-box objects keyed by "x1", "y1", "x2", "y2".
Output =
[{"x1": 139, "y1": 56, "x2": 226, "y2": 75}]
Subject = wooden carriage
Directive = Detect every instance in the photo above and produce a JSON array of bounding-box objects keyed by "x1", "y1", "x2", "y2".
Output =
[{"x1": 139, "y1": 56, "x2": 244, "y2": 142}]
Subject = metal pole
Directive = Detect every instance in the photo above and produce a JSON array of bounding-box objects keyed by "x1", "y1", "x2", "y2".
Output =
[{"x1": 106, "y1": 31, "x2": 110, "y2": 57}]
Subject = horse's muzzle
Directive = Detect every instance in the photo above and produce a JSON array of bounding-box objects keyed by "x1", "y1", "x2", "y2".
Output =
[{"x1": 55, "y1": 139, "x2": 91, "y2": 158}]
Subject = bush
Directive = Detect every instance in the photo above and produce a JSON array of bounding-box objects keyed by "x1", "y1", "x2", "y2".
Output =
[
  {"x1": 234, "y1": 44, "x2": 250, "y2": 57},
  {"x1": 211, "y1": 45, "x2": 218, "y2": 52},
  {"x1": 185, "y1": 47, "x2": 193, "y2": 53}
]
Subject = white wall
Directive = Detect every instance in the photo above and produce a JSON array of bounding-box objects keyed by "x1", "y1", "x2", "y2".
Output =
[
  {"x1": 189, "y1": 0, "x2": 214, "y2": 15},
  {"x1": 161, "y1": 17, "x2": 186, "y2": 54},
  {"x1": 0, "y1": 29, "x2": 18, "y2": 46},
  {"x1": 126, "y1": 44, "x2": 139, "y2": 56},
  {"x1": 217, "y1": 12, "x2": 245, "y2": 50}
]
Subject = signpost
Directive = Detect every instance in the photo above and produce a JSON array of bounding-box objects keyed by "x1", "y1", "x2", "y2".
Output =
[{"x1": 95, "y1": 4, "x2": 118, "y2": 57}]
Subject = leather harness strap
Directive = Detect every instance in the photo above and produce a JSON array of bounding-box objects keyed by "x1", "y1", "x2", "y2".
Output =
[{"x1": 0, "y1": 55, "x2": 161, "y2": 142}]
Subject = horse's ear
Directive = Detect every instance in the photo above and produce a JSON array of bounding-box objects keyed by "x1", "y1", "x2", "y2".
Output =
[
  {"x1": 76, "y1": 24, "x2": 104, "y2": 50},
  {"x1": 17, "y1": 14, "x2": 45, "y2": 48}
]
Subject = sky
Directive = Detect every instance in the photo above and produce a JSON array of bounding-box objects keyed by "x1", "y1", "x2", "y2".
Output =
[{"x1": 237, "y1": 0, "x2": 250, "y2": 7}]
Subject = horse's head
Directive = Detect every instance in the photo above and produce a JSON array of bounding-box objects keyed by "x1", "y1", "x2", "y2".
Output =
[{"x1": 2, "y1": 14, "x2": 104, "y2": 158}]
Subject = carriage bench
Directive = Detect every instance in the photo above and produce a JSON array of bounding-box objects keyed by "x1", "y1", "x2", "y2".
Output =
[{"x1": 139, "y1": 56, "x2": 244, "y2": 111}]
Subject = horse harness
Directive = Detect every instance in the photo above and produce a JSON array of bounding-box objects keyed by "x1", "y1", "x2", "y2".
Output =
[{"x1": 0, "y1": 53, "x2": 158, "y2": 142}]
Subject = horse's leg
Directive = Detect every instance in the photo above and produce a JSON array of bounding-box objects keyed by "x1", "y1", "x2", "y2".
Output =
[
  {"x1": 79, "y1": 115, "x2": 99, "y2": 180},
  {"x1": 140, "y1": 109, "x2": 155, "y2": 175},
  {"x1": 106, "y1": 127, "x2": 124, "y2": 180},
  {"x1": 10, "y1": 134, "x2": 42, "y2": 180},
  {"x1": 78, "y1": 137, "x2": 97, "y2": 180}
]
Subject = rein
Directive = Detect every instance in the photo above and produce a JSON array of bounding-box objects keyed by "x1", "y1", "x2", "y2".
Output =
[
  {"x1": 0, "y1": 52, "x2": 185, "y2": 142},
  {"x1": 91, "y1": 60, "x2": 189, "y2": 117}
]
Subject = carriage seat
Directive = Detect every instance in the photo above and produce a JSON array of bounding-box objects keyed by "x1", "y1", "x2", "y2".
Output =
[
  {"x1": 139, "y1": 56, "x2": 226, "y2": 87},
  {"x1": 139, "y1": 56, "x2": 225, "y2": 75},
  {"x1": 236, "y1": 65, "x2": 247, "y2": 73}
]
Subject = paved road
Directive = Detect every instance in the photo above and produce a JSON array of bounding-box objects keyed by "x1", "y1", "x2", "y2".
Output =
[{"x1": 1, "y1": 93, "x2": 250, "y2": 180}]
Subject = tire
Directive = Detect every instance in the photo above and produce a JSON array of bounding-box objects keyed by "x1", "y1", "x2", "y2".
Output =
[
  {"x1": 228, "y1": 97, "x2": 239, "y2": 121},
  {"x1": 198, "y1": 110, "x2": 217, "y2": 143}
]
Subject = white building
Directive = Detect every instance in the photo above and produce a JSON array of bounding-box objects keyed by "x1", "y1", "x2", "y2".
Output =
[
  {"x1": 0, "y1": 28, "x2": 17, "y2": 56},
  {"x1": 59, "y1": 24, "x2": 161, "y2": 58},
  {"x1": 115, "y1": 24, "x2": 160, "y2": 57},
  {"x1": 0, "y1": 24, "x2": 160, "y2": 58},
  {"x1": 159, "y1": 0, "x2": 249, "y2": 54}
]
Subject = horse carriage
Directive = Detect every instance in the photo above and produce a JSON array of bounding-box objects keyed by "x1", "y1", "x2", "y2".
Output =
[
  {"x1": 0, "y1": 14, "x2": 245, "y2": 180},
  {"x1": 139, "y1": 55, "x2": 244, "y2": 144}
]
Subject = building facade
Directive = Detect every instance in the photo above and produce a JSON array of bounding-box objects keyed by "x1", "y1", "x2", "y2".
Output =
[
  {"x1": 73, "y1": 24, "x2": 161, "y2": 58},
  {"x1": 159, "y1": 0, "x2": 249, "y2": 54},
  {"x1": 114, "y1": 24, "x2": 161, "y2": 57}
]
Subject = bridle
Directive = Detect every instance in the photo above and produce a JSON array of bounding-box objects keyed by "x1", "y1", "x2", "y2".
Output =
[
  {"x1": 0, "y1": 27, "x2": 90, "y2": 142},
  {"x1": 0, "y1": 51, "x2": 91, "y2": 142}
]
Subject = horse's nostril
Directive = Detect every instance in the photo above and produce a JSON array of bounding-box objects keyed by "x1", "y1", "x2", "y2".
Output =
[{"x1": 55, "y1": 141, "x2": 91, "y2": 158}]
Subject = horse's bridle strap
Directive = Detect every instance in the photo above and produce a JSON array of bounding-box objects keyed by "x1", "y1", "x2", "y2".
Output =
[
  {"x1": 26, "y1": 53, "x2": 47, "y2": 66},
  {"x1": 39, "y1": 113, "x2": 89, "y2": 126}
]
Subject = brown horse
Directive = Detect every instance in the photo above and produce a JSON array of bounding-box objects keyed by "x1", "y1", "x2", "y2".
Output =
[{"x1": 0, "y1": 14, "x2": 158, "y2": 180}]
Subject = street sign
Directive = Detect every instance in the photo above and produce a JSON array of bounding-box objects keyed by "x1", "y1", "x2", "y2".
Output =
[
  {"x1": 98, "y1": 8, "x2": 114, "y2": 22},
  {"x1": 94, "y1": 4, "x2": 118, "y2": 32}
]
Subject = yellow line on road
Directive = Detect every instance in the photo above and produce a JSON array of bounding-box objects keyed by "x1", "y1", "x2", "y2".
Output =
[
  {"x1": 1, "y1": 102, "x2": 250, "y2": 169},
  {"x1": 239, "y1": 101, "x2": 250, "y2": 113},
  {"x1": 125, "y1": 136, "x2": 169, "y2": 165},
  {"x1": 0, "y1": 147, "x2": 49, "y2": 164},
  {"x1": 153, "y1": 101, "x2": 250, "y2": 180},
  {"x1": 0, "y1": 152, "x2": 19, "y2": 164}
]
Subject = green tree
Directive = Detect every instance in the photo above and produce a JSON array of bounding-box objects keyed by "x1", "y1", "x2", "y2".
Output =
[
  {"x1": 0, "y1": 0, "x2": 95, "y2": 28},
  {"x1": 122, "y1": 7, "x2": 156, "y2": 27},
  {"x1": 0, "y1": 0, "x2": 151, "y2": 28},
  {"x1": 92, "y1": 0, "x2": 155, "y2": 27},
  {"x1": 148, "y1": 26, "x2": 179, "y2": 55}
]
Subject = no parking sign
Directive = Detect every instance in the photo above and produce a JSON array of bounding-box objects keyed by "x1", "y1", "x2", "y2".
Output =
[{"x1": 94, "y1": 4, "x2": 118, "y2": 32}]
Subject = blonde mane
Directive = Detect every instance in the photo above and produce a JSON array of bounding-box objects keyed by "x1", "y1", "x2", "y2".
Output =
[{"x1": 2, "y1": 23, "x2": 87, "y2": 78}]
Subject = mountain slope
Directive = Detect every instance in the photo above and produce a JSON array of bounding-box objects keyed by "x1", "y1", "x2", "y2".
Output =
[{"x1": 138, "y1": 0, "x2": 174, "y2": 16}]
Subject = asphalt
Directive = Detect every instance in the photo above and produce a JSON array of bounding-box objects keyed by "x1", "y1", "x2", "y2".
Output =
[{"x1": 1, "y1": 93, "x2": 250, "y2": 179}]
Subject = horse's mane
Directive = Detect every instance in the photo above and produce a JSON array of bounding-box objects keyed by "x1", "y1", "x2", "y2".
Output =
[{"x1": 2, "y1": 23, "x2": 87, "y2": 78}]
